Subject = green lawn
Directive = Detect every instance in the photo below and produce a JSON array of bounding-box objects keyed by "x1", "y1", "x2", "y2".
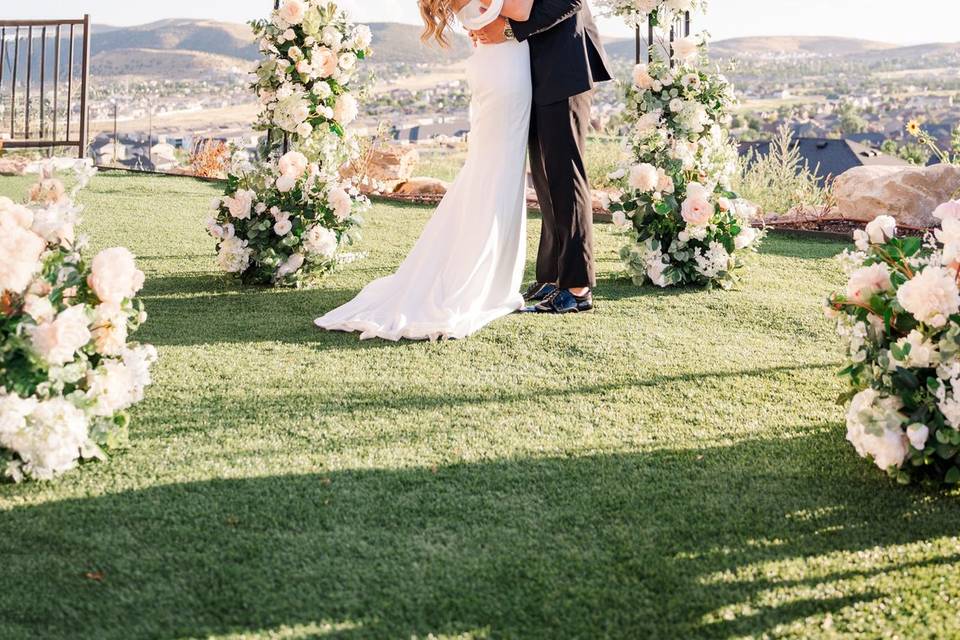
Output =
[{"x1": 1, "y1": 171, "x2": 958, "y2": 640}]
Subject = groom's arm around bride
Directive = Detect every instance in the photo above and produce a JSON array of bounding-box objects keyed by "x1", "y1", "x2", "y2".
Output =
[{"x1": 476, "y1": 1, "x2": 613, "y2": 312}]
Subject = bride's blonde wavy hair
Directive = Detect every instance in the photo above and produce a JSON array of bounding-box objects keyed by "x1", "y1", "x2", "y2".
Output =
[{"x1": 419, "y1": 0, "x2": 456, "y2": 47}]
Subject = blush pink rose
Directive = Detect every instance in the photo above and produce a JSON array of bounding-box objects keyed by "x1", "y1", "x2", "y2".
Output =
[
  {"x1": 278, "y1": 0, "x2": 306, "y2": 25},
  {"x1": 29, "y1": 305, "x2": 92, "y2": 366},
  {"x1": 313, "y1": 47, "x2": 338, "y2": 78},
  {"x1": 680, "y1": 182, "x2": 714, "y2": 226},
  {"x1": 278, "y1": 151, "x2": 309, "y2": 179}
]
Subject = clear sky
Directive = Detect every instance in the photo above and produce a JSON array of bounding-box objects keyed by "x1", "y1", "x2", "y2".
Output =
[{"x1": 4, "y1": 0, "x2": 958, "y2": 44}]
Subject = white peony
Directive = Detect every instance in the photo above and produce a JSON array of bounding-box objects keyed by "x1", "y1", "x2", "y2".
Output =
[
  {"x1": 897, "y1": 266, "x2": 960, "y2": 328},
  {"x1": 28, "y1": 305, "x2": 92, "y2": 367},
  {"x1": 671, "y1": 36, "x2": 700, "y2": 65},
  {"x1": 216, "y1": 236, "x2": 252, "y2": 274},
  {"x1": 628, "y1": 163, "x2": 659, "y2": 192},
  {"x1": 845, "y1": 263, "x2": 892, "y2": 304},
  {"x1": 0, "y1": 396, "x2": 89, "y2": 480},
  {"x1": 88, "y1": 247, "x2": 146, "y2": 305},
  {"x1": 273, "y1": 94, "x2": 311, "y2": 133}
]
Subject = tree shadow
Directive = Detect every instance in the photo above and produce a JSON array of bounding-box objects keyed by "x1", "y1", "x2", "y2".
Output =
[{"x1": 2, "y1": 432, "x2": 958, "y2": 639}]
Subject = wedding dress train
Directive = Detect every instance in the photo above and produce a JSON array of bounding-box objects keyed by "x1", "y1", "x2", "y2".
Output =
[{"x1": 315, "y1": 6, "x2": 531, "y2": 341}]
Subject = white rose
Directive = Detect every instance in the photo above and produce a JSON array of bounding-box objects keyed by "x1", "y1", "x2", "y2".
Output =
[
  {"x1": 0, "y1": 218, "x2": 45, "y2": 295},
  {"x1": 276, "y1": 174, "x2": 297, "y2": 193},
  {"x1": 865, "y1": 215, "x2": 897, "y2": 244},
  {"x1": 278, "y1": 150, "x2": 308, "y2": 179},
  {"x1": 328, "y1": 186, "x2": 353, "y2": 221},
  {"x1": 224, "y1": 189, "x2": 255, "y2": 220},
  {"x1": 91, "y1": 302, "x2": 129, "y2": 357},
  {"x1": 278, "y1": 0, "x2": 305, "y2": 25},
  {"x1": 897, "y1": 266, "x2": 960, "y2": 328},
  {"x1": 274, "y1": 219, "x2": 293, "y2": 236},
  {"x1": 669, "y1": 98, "x2": 684, "y2": 113},
  {"x1": 906, "y1": 423, "x2": 930, "y2": 450},
  {"x1": 23, "y1": 295, "x2": 56, "y2": 324},
  {"x1": 303, "y1": 225, "x2": 338, "y2": 258},
  {"x1": 933, "y1": 200, "x2": 960, "y2": 223},
  {"x1": 338, "y1": 52, "x2": 356, "y2": 70},
  {"x1": 322, "y1": 25, "x2": 343, "y2": 49},
  {"x1": 276, "y1": 253, "x2": 306, "y2": 279},
  {"x1": 935, "y1": 216, "x2": 960, "y2": 265},
  {"x1": 632, "y1": 64, "x2": 655, "y2": 90},
  {"x1": 333, "y1": 94, "x2": 359, "y2": 125},
  {"x1": 87, "y1": 247, "x2": 146, "y2": 305}
]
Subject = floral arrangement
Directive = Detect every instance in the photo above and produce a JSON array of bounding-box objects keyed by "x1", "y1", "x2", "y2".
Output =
[
  {"x1": 597, "y1": 0, "x2": 706, "y2": 26},
  {"x1": 252, "y1": 0, "x2": 371, "y2": 150},
  {"x1": 208, "y1": 150, "x2": 367, "y2": 286},
  {"x1": 0, "y1": 162, "x2": 156, "y2": 482},
  {"x1": 606, "y1": 7, "x2": 762, "y2": 289},
  {"x1": 827, "y1": 203, "x2": 960, "y2": 486},
  {"x1": 212, "y1": 0, "x2": 371, "y2": 286}
]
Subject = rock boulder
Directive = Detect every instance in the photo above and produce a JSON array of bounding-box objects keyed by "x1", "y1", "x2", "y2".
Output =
[
  {"x1": 347, "y1": 146, "x2": 419, "y2": 193},
  {"x1": 833, "y1": 164, "x2": 960, "y2": 228}
]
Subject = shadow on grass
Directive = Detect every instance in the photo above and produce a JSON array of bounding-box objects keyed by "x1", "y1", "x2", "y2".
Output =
[
  {"x1": 759, "y1": 234, "x2": 849, "y2": 260},
  {"x1": 2, "y1": 431, "x2": 957, "y2": 639},
  {"x1": 138, "y1": 274, "x2": 411, "y2": 349}
]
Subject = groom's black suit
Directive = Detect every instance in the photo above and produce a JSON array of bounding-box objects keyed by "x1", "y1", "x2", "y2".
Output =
[{"x1": 510, "y1": 0, "x2": 612, "y2": 289}]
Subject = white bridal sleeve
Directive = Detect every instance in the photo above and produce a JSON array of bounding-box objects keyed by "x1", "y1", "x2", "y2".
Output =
[{"x1": 457, "y1": 0, "x2": 506, "y2": 30}]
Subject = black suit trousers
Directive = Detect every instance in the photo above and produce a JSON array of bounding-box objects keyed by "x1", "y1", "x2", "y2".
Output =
[{"x1": 528, "y1": 91, "x2": 595, "y2": 289}]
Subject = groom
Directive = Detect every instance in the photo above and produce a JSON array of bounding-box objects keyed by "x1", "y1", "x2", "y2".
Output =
[{"x1": 472, "y1": 0, "x2": 612, "y2": 314}]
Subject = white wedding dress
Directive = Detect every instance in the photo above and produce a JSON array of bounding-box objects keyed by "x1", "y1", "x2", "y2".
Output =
[{"x1": 315, "y1": 0, "x2": 531, "y2": 341}]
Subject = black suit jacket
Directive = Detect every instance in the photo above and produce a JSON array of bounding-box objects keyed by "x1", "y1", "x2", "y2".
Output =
[{"x1": 510, "y1": 0, "x2": 613, "y2": 105}]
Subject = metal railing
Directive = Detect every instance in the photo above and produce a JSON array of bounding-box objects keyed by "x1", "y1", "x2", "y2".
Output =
[
  {"x1": 0, "y1": 16, "x2": 91, "y2": 158},
  {"x1": 636, "y1": 11, "x2": 692, "y2": 65}
]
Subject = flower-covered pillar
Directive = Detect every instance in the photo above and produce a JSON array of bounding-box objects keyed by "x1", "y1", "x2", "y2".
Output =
[
  {"x1": 206, "y1": 0, "x2": 373, "y2": 287},
  {"x1": 600, "y1": 0, "x2": 763, "y2": 289}
]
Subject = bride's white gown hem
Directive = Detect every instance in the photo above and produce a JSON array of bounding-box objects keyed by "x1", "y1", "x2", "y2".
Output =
[{"x1": 315, "y1": 18, "x2": 531, "y2": 342}]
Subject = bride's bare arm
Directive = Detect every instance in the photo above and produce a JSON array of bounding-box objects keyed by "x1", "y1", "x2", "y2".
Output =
[{"x1": 479, "y1": 0, "x2": 533, "y2": 21}]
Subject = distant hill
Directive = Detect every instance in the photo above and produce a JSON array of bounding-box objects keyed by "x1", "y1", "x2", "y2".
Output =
[
  {"x1": 366, "y1": 23, "x2": 472, "y2": 64},
  {"x1": 603, "y1": 35, "x2": 899, "y2": 60},
  {"x1": 79, "y1": 20, "x2": 472, "y2": 77},
  {"x1": 38, "y1": 21, "x2": 956, "y2": 79},
  {"x1": 90, "y1": 19, "x2": 259, "y2": 61}
]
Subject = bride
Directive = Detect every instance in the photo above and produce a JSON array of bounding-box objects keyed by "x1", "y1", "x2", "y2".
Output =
[{"x1": 315, "y1": 0, "x2": 533, "y2": 341}]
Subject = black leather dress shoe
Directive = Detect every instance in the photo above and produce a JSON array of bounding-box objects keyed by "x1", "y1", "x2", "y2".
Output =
[
  {"x1": 527, "y1": 289, "x2": 593, "y2": 314},
  {"x1": 522, "y1": 282, "x2": 558, "y2": 302}
]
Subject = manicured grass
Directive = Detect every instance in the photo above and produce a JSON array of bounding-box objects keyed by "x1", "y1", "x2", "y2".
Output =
[{"x1": 1, "y1": 171, "x2": 958, "y2": 640}]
